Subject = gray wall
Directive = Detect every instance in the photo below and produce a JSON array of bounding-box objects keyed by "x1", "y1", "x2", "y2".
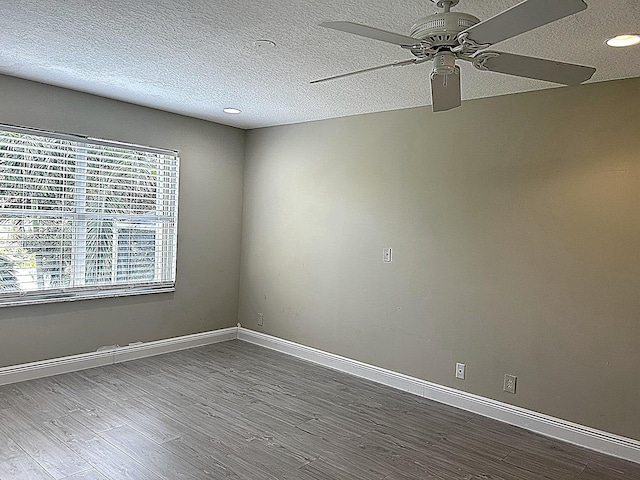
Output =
[
  {"x1": 0, "y1": 75, "x2": 245, "y2": 367},
  {"x1": 240, "y1": 77, "x2": 640, "y2": 441}
]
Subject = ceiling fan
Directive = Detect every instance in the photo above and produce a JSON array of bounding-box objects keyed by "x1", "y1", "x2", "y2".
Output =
[{"x1": 312, "y1": 0, "x2": 596, "y2": 112}]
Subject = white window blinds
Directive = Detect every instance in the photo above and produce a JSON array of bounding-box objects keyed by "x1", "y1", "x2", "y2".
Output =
[{"x1": 0, "y1": 124, "x2": 179, "y2": 307}]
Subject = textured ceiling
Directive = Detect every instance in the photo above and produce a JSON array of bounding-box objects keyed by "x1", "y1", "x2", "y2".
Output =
[{"x1": 0, "y1": 0, "x2": 639, "y2": 129}]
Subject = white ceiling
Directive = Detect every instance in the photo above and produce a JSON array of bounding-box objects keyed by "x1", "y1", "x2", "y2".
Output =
[{"x1": 0, "y1": 0, "x2": 638, "y2": 129}]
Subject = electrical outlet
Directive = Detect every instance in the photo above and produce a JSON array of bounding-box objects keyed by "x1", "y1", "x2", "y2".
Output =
[
  {"x1": 257, "y1": 313, "x2": 264, "y2": 326},
  {"x1": 504, "y1": 374, "x2": 517, "y2": 394},
  {"x1": 455, "y1": 363, "x2": 466, "y2": 380},
  {"x1": 383, "y1": 247, "x2": 392, "y2": 263}
]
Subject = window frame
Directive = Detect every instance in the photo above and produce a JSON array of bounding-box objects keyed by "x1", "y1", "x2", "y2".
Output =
[{"x1": 0, "y1": 124, "x2": 179, "y2": 307}]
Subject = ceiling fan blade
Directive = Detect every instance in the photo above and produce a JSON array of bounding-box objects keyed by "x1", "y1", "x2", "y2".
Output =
[
  {"x1": 475, "y1": 51, "x2": 595, "y2": 85},
  {"x1": 320, "y1": 21, "x2": 421, "y2": 46},
  {"x1": 461, "y1": 0, "x2": 587, "y2": 46},
  {"x1": 311, "y1": 59, "x2": 417, "y2": 84},
  {"x1": 430, "y1": 66, "x2": 461, "y2": 112}
]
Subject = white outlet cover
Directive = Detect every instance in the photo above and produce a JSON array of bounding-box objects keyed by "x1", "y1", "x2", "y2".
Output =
[
  {"x1": 504, "y1": 374, "x2": 517, "y2": 393},
  {"x1": 456, "y1": 363, "x2": 466, "y2": 380}
]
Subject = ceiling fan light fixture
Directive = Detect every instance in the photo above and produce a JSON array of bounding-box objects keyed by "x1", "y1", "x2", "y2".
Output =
[
  {"x1": 606, "y1": 34, "x2": 640, "y2": 47},
  {"x1": 223, "y1": 108, "x2": 242, "y2": 114}
]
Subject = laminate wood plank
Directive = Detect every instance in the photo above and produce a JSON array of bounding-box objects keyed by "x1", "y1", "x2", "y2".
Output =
[
  {"x1": 437, "y1": 431, "x2": 511, "y2": 462},
  {"x1": 64, "y1": 435, "x2": 164, "y2": 480},
  {"x1": 140, "y1": 399, "x2": 251, "y2": 454},
  {"x1": 296, "y1": 415, "x2": 371, "y2": 441},
  {"x1": 578, "y1": 462, "x2": 640, "y2": 480},
  {"x1": 0, "y1": 387, "x2": 17, "y2": 409},
  {"x1": 44, "y1": 414, "x2": 182, "y2": 480},
  {"x1": 9, "y1": 379, "x2": 80, "y2": 423},
  {"x1": 422, "y1": 437, "x2": 558, "y2": 480},
  {"x1": 61, "y1": 469, "x2": 109, "y2": 480},
  {"x1": 517, "y1": 435, "x2": 640, "y2": 478},
  {"x1": 372, "y1": 418, "x2": 446, "y2": 448},
  {"x1": 503, "y1": 447, "x2": 587, "y2": 477},
  {"x1": 322, "y1": 433, "x2": 437, "y2": 480},
  {"x1": 116, "y1": 358, "x2": 167, "y2": 377},
  {"x1": 216, "y1": 435, "x2": 318, "y2": 479},
  {"x1": 46, "y1": 371, "x2": 99, "y2": 392},
  {"x1": 98, "y1": 425, "x2": 201, "y2": 480},
  {"x1": 183, "y1": 400, "x2": 270, "y2": 439},
  {"x1": 122, "y1": 369, "x2": 215, "y2": 410},
  {"x1": 11, "y1": 431, "x2": 92, "y2": 479},
  {"x1": 75, "y1": 372, "x2": 148, "y2": 402},
  {"x1": 0, "y1": 455, "x2": 55, "y2": 480},
  {"x1": 128, "y1": 380, "x2": 202, "y2": 410},
  {"x1": 75, "y1": 391, "x2": 184, "y2": 444},
  {"x1": 161, "y1": 434, "x2": 240, "y2": 474},
  {"x1": 473, "y1": 419, "x2": 593, "y2": 466},
  {"x1": 399, "y1": 445, "x2": 490, "y2": 480},
  {"x1": 250, "y1": 398, "x2": 317, "y2": 428},
  {"x1": 0, "y1": 408, "x2": 92, "y2": 479},
  {"x1": 381, "y1": 473, "x2": 428, "y2": 480},
  {"x1": 116, "y1": 396, "x2": 187, "y2": 444},
  {"x1": 348, "y1": 430, "x2": 504, "y2": 480},
  {"x1": 248, "y1": 425, "x2": 325, "y2": 464},
  {"x1": 44, "y1": 415, "x2": 96, "y2": 443},
  {"x1": 0, "y1": 437, "x2": 25, "y2": 462},
  {"x1": 465, "y1": 413, "x2": 545, "y2": 447},
  {"x1": 69, "y1": 403, "x2": 126, "y2": 434},
  {"x1": 587, "y1": 455, "x2": 640, "y2": 477},
  {"x1": 298, "y1": 456, "x2": 389, "y2": 480},
  {"x1": 150, "y1": 368, "x2": 255, "y2": 408},
  {"x1": 296, "y1": 394, "x2": 384, "y2": 434},
  {"x1": 217, "y1": 454, "x2": 285, "y2": 480},
  {"x1": 227, "y1": 436, "x2": 313, "y2": 474}
]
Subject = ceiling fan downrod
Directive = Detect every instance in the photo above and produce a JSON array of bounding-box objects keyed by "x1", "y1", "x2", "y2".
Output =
[
  {"x1": 432, "y1": 0, "x2": 460, "y2": 11},
  {"x1": 437, "y1": 1, "x2": 454, "y2": 14}
]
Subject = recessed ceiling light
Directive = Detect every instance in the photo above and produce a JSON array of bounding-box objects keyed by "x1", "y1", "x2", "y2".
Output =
[
  {"x1": 606, "y1": 34, "x2": 640, "y2": 47},
  {"x1": 252, "y1": 40, "x2": 277, "y2": 50},
  {"x1": 223, "y1": 108, "x2": 242, "y2": 114}
]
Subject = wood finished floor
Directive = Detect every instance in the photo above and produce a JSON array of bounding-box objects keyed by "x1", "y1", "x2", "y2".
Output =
[{"x1": 0, "y1": 341, "x2": 638, "y2": 480}]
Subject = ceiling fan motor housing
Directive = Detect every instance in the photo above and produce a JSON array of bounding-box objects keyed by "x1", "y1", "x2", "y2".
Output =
[{"x1": 410, "y1": 12, "x2": 479, "y2": 47}]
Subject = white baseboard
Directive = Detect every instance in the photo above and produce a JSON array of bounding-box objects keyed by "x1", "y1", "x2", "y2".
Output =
[
  {"x1": 237, "y1": 327, "x2": 640, "y2": 464},
  {"x1": 0, "y1": 350, "x2": 115, "y2": 387},
  {"x1": 113, "y1": 328, "x2": 237, "y2": 364},
  {"x1": 0, "y1": 327, "x2": 238, "y2": 386}
]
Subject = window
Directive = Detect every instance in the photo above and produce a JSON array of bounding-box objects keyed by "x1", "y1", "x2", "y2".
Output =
[{"x1": 0, "y1": 124, "x2": 179, "y2": 307}]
